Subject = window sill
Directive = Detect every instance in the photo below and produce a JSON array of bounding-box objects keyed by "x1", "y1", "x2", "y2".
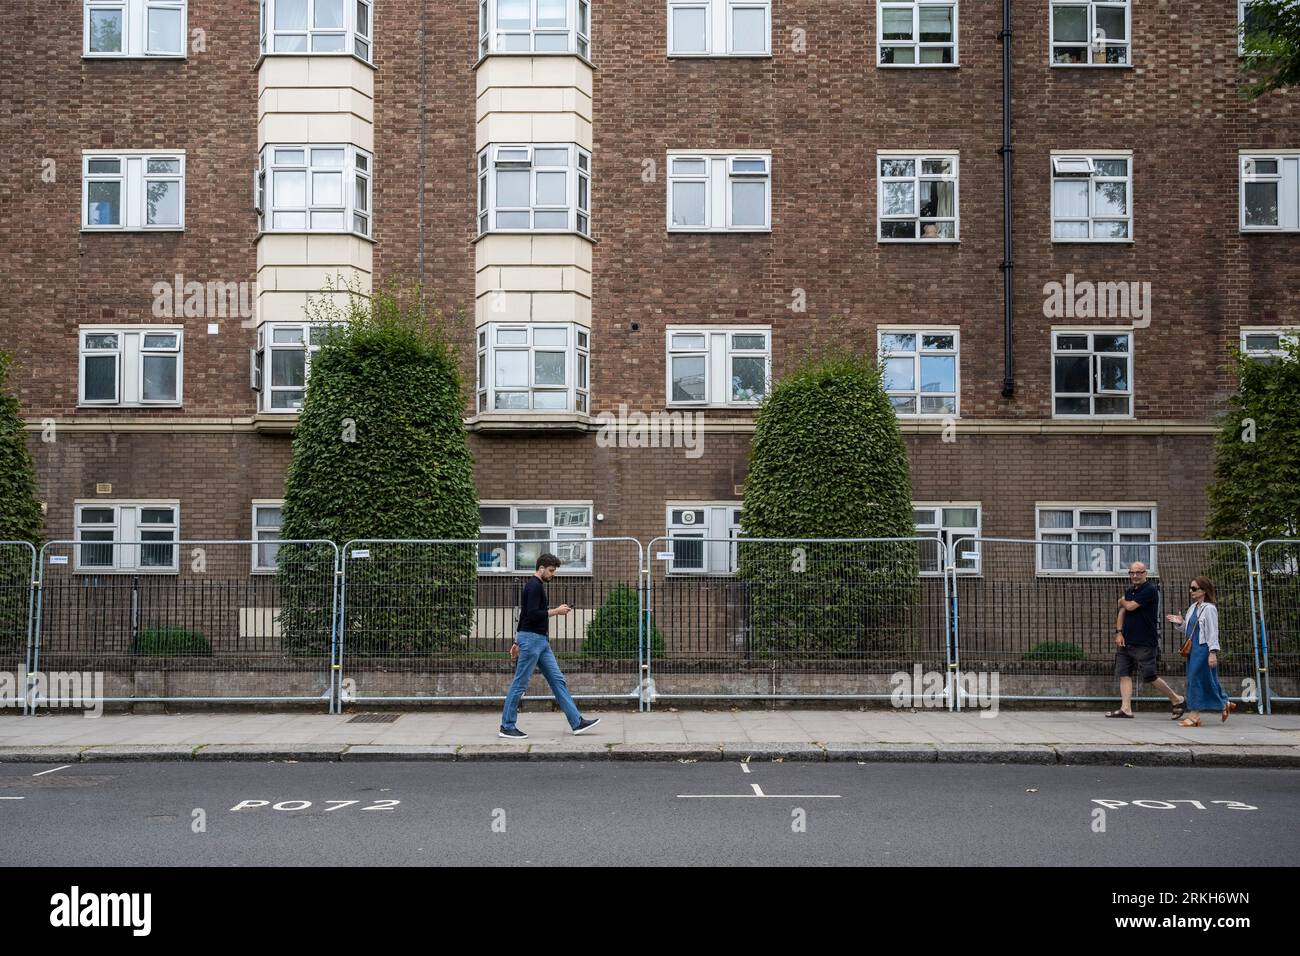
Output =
[
  {"x1": 73, "y1": 568, "x2": 180, "y2": 576},
  {"x1": 1051, "y1": 238, "x2": 1135, "y2": 245},
  {"x1": 667, "y1": 228, "x2": 772, "y2": 235},
  {"x1": 465, "y1": 412, "x2": 598, "y2": 432},
  {"x1": 77, "y1": 403, "x2": 183, "y2": 410},
  {"x1": 253, "y1": 413, "x2": 300, "y2": 433},
  {"x1": 474, "y1": 230, "x2": 594, "y2": 244},
  {"x1": 1240, "y1": 228, "x2": 1300, "y2": 234},
  {"x1": 1049, "y1": 62, "x2": 1133, "y2": 69},
  {"x1": 474, "y1": 51, "x2": 595, "y2": 70},
  {"x1": 877, "y1": 63, "x2": 960, "y2": 69},
  {"x1": 257, "y1": 230, "x2": 375, "y2": 244},
  {"x1": 255, "y1": 51, "x2": 375, "y2": 72},
  {"x1": 667, "y1": 53, "x2": 773, "y2": 60},
  {"x1": 81, "y1": 227, "x2": 184, "y2": 234},
  {"x1": 878, "y1": 238, "x2": 960, "y2": 244},
  {"x1": 83, "y1": 54, "x2": 187, "y2": 60}
]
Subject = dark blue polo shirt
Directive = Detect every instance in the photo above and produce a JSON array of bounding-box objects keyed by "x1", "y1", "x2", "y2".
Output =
[{"x1": 1122, "y1": 580, "x2": 1160, "y2": 647}]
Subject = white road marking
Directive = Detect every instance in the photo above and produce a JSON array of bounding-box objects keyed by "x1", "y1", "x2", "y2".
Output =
[
  {"x1": 0, "y1": 797, "x2": 24, "y2": 801},
  {"x1": 751, "y1": 783, "x2": 764, "y2": 796},
  {"x1": 677, "y1": 793, "x2": 840, "y2": 799},
  {"x1": 32, "y1": 766, "x2": 71, "y2": 777},
  {"x1": 740, "y1": 763, "x2": 751, "y2": 774}
]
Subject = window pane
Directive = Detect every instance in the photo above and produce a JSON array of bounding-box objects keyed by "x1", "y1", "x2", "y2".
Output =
[
  {"x1": 554, "y1": 506, "x2": 590, "y2": 527},
  {"x1": 81, "y1": 508, "x2": 116, "y2": 524},
  {"x1": 255, "y1": 507, "x2": 283, "y2": 528},
  {"x1": 884, "y1": 357, "x2": 915, "y2": 392},
  {"x1": 880, "y1": 158, "x2": 915, "y2": 178},
  {"x1": 87, "y1": 181, "x2": 121, "y2": 225},
  {"x1": 1054, "y1": 356, "x2": 1090, "y2": 393},
  {"x1": 919, "y1": 180, "x2": 954, "y2": 218},
  {"x1": 84, "y1": 355, "x2": 117, "y2": 401},
  {"x1": 732, "y1": 334, "x2": 766, "y2": 351},
  {"x1": 672, "y1": 355, "x2": 707, "y2": 402},
  {"x1": 922, "y1": 334, "x2": 955, "y2": 350},
  {"x1": 147, "y1": 159, "x2": 181, "y2": 175},
  {"x1": 672, "y1": 333, "x2": 706, "y2": 350},
  {"x1": 310, "y1": 210, "x2": 344, "y2": 229},
  {"x1": 890, "y1": 396, "x2": 917, "y2": 414},
  {"x1": 1038, "y1": 510, "x2": 1072, "y2": 529},
  {"x1": 274, "y1": 170, "x2": 306, "y2": 207},
  {"x1": 538, "y1": 0, "x2": 567, "y2": 28},
  {"x1": 919, "y1": 6, "x2": 953, "y2": 41},
  {"x1": 533, "y1": 391, "x2": 568, "y2": 410},
  {"x1": 1095, "y1": 6, "x2": 1126, "y2": 41},
  {"x1": 1245, "y1": 333, "x2": 1282, "y2": 351},
  {"x1": 1094, "y1": 180, "x2": 1128, "y2": 216},
  {"x1": 882, "y1": 181, "x2": 915, "y2": 217},
  {"x1": 534, "y1": 351, "x2": 566, "y2": 386},
  {"x1": 480, "y1": 506, "x2": 511, "y2": 526},
  {"x1": 882, "y1": 8, "x2": 914, "y2": 40},
  {"x1": 312, "y1": 171, "x2": 343, "y2": 206},
  {"x1": 496, "y1": 328, "x2": 528, "y2": 345},
  {"x1": 943, "y1": 508, "x2": 979, "y2": 528},
  {"x1": 1098, "y1": 356, "x2": 1128, "y2": 391},
  {"x1": 498, "y1": 0, "x2": 529, "y2": 28},
  {"x1": 533, "y1": 327, "x2": 567, "y2": 346},
  {"x1": 732, "y1": 356, "x2": 766, "y2": 402},
  {"x1": 80, "y1": 533, "x2": 114, "y2": 567},
  {"x1": 85, "y1": 333, "x2": 118, "y2": 350},
  {"x1": 142, "y1": 355, "x2": 177, "y2": 401},
  {"x1": 1118, "y1": 510, "x2": 1152, "y2": 529},
  {"x1": 672, "y1": 7, "x2": 708, "y2": 53},
  {"x1": 140, "y1": 508, "x2": 175, "y2": 524},
  {"x1": 314, "y1": 0, "x2": 345, "y2": 28},
  {"x1": 89, "y1": 9, "x2": 124, "y2": 52},
  {"x1": 672, "y1": 536, "x2": 705, "y2": 569},
  {"x1": 1053, "y1": 180, "x2": 1088, "y2": 218},
  {"x1": 919, "y1": 355, "x2": 956, "y2": 394},
  {"x1": 672, "y1": 158, "x2": 707, "y2": 176},
  {"x1": 1053, "y1": 6, "x2": 1087, "y2": 42},
  {"x1": 87, "y1": 159, "x2": 120, "y2": 174},
  {"x1": 1093, "y1": 334, "x2": 1129, "y2": 353},
  {"x1": 535, "y1": 171, "x2": 567, "y2": 206},
  {"x1": 271, "y1": 389, "x2": 305, "y2": 409},
  {"x1": 497, "y1": 211, "x2": 530, "y2": 228},
  {"x1": 276, "y1": 0, "x2": 308, "y2": 29},
  {"x1": 731, "y1": 180, "x2": 766, "y2": 226},
  {"x1": 1094, "y1": 220, "x2": 1129, "y2": 239},
  {"x1": 312, "y1": 33, "x2": 347, "y2": 51},
  {"x1": 1094, "y1": 159, "x2": 1128, "y2": 177},
  {"x1": 311, "y1": 148, "x2": 344, "y2": 168},
  {"x1": 1094, "y1": 396, "x2": 1128, "y2": 415},
  {"x1": 271, "y1": 349, "x2": 306, "y2": 388},
  {"x1": 143, "y1": 333, "x2": 178, "y2": 349},
  {"x1": 731, "y1": 7, "x2": 766, "y2": 52},
  {"x1": 1054, "y1": 220, "x2": 1090, "y2": 239},
  {"x1": 274, "y1": 34, "x2": 308, "y2": 51},
  {"x1": 148, "y1": 7, "x2": 183, "y2": 52},
  {"x1": 1245, "y1": 182, "x2": 1279, "y2": 226},
  {"x1": 496, "y1": 351, "x2": 528, "y2": 387},
  {"x1": 880, "y1": 333, "x2": 916, "y2": 353},
  {"x1": 496, "y1": 170, "x2": 530, "y2": 207},
  {"x1": 146, "y1": 180, "x2": 181, "y2": 225},
  {"x1": 882, "y1": 45, "x2": 915, "y2": 64},
  {"x1": 672, "y1": 181, "x2": 707, "y2": 226},
  {"x1": 1056, "y1": 334, "x2": 1089, "y2": 350},
  {"x1": 534, "y1": 211, "x2": 568, "y2": 228}
]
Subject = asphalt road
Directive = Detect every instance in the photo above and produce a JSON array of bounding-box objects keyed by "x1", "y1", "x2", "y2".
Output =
[{"x1": 1, "y1": 760, "x2": 1296, "y2": 866}]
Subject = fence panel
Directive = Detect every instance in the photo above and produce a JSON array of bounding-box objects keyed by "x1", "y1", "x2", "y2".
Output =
[
  {"x1": 1255, "y1": 539, "x2": 1300, "y2": 709},
  {"x1": 339, "y1": 538, "x2": 643, "y2": 705},
  {"x1": 646, "y1": 537, "x2": 951, "y2": 703},
  {"x1": 1, "y1": 542, "x2": 37, "y2": 716},
  {"x1": 952, "y1": 538, "x2": 1262, "y2": 709},
  {"x1": 33, "y1": 540, "x2": 338, "y2": 708}
]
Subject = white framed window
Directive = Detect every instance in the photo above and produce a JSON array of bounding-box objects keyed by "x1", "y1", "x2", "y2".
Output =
[
  {"x1": 84, "y1": 1, "x2": 187, "y2": 58},
  {"x1": 82, "y1": 151, "x2": 185, "y2": 231},
  {"x1": 252, "y1": 322, "x2": 335, "y2": 412},
  {"x1": 666, "y1": 327, "x2": 770, "y2": 407},
  {"x1": 1036, "y1": 505, "x2": 1156, "y2": 575},
  {"x1": 668, "y1": 0, "x2": 771, "y2": 56},
  {"x1": 75, "y1": 502, "x2": 180, "y2": 573},
  {"x1": 878, "y1": 153, "x2": 959, "y2": 241},
  {"x1": 252, "y1": 502, "x2": 284, "y2": 573},
  {"x1": 913, "y1": 503, "x2": 981, "y2": 575},
  {"x1": 79, "y1": 327, "x2": 182, "y2": 407},
  {"x1": 879, "y1": 329, "x2": 959, "y2": 417},
  {"x1": 257, "y1": 145, "x2": 372, "y2": 237},
  {"x1": 1051, "y1": 152, "x2": 1132, "y2": 241},
  {"x1": 1240, "y1": 152, "x2": 1300, "y2": 232},
  {"x1": 666, "y1": 153, "x2": 771, "y2": 232},
  {"x1": 665, "y1": 504, "x2": 743, "y2": 575},
  {"x1": 478, "y1": 144, "x2": 591, "y2": 236},
  {"x1": 476, "y1": 323, "x2": 590, "y2": 414},
  {"x1": 1052, "y1": 330, "x2": 1133, "y2": 418},
  {"x1": 260, "y1": 0, "x2": 372, "y2": 60},
  {"x1": 479, "y1": 0, "x2": 591, "y2": 57},
  {"x1": 878, "y1": 1, "x2": 958, "y2": 66},
  {"x1": 478, "y1": 503, "x2": 593, "y2": 574},
  {"x1": 1050, "y1": 0, "x2": 1130, "y2": 65},
  {"x1": 1240, "y1": 327, "x2": 1300, "y2": 362}
]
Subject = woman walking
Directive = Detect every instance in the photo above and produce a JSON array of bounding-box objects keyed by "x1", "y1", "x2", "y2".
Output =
[{"x1": 1166, "y1": 576, "x2": 1237, "y2": 728}]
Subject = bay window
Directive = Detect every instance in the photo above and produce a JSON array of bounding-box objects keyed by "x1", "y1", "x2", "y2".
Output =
[
  {"x1": 478, "y1": 144, "x2": 591, "y2": 235},
  {"x1": 252, "y1": 322, "x2": 334, "y2": 412},
  {"x1": 257, "y1": 144, "x2": 372, "y2": 237},
  {"x1": 477, "y1": 323, "x2": 590, "y2": 414},
  {"x1": 260, "y1": 0, "x2": 372, "y2": 60},
  {"x1": 479, "y1": 0, "x2": 591, "y2": 57}
]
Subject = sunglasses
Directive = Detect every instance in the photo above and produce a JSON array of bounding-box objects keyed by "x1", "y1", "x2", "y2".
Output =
[{"x1": 1189, "y1": 586, "x2": 1204, "y2": 593}]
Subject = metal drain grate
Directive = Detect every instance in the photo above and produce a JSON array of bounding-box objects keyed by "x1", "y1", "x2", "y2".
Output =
[{"x1": 346, "y1": 713, "x2": 402, "y2": 724}]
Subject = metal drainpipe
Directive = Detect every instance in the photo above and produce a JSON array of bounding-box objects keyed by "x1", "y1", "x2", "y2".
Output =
[{"x1": 999, "y1": 0, "x2": 1015, "y2": 399}]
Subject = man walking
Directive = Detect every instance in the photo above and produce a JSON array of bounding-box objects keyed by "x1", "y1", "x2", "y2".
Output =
[
  {"x1": 499, "y1": 553, "x2": 600, "y2": 739},
  {"x1": 1106, "y1": 561, "x2": 1186, "y2": 718}
]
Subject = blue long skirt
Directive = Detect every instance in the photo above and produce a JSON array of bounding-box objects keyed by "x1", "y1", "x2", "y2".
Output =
[{"x1": 1184, "y1": 639, "x2": 1229, "y2": 713}]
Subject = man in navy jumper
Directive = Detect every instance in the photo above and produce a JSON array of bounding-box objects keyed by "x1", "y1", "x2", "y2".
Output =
[{"x1": 499, "y1": 553, "x2": 600, "y2": 739}]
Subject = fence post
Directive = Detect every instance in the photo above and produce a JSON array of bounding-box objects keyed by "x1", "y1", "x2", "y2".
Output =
[{"x1": 640, "y1": 545, "x2": 651, "y2": 713}]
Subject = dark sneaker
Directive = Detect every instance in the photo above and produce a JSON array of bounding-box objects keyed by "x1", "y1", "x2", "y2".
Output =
[
  {"x1": 498, "y1": 727, "x2": 528, "y2": 739},
  {"x1": 572, "y1": 717, "x2": 601, "y2": 735}
]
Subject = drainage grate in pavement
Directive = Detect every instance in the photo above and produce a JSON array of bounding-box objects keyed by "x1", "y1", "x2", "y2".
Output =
[{"x1": 346, "y1": 714, "x2": 402, "y2": 724}]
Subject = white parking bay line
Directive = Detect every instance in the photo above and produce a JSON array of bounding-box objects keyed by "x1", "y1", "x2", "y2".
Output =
[
  {"x1": 676, "y1": 794, "x2": 841, "y2": 799},
  {"x1": 0, "y1": 797, "x2": 24, "y2": 800},
  {"x1": 32, "y1": 766, "x2": 71, "y2": 777}
]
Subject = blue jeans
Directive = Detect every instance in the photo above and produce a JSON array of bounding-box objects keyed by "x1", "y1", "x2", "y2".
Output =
[{"x1": 501, "y1": 631, "x2": 583, "y2": 730}]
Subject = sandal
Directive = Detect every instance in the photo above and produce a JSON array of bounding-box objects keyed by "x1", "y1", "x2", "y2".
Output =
[
  {"x1": 1178, "y1": 715, "x2": 1201, "y2": 728},
  {"x1": 1171, "y1": 699, "x2": 1187, "y2": 720},
  {"x1": 1104, "y1": 709, "x2": 1133, "y2": 718},
  {"x1": 1222, "y1": 701, "x2": 1237, "y2": 722}
]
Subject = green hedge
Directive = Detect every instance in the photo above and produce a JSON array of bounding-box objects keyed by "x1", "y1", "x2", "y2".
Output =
[
  {"x1": 740, "y1": 352, "x2": 918, "y2": 658},
  {"x1": 130, "y1": 626, "x2": 211, "y2": 657},
  {"x1": 277, "y1": 282, "x2": 479, "y2": 656},
  {"x1": 0, "y1": 353, "x2": 42, "y2": 654},
  {"x1": 582, "y1": 583, "x2": 664, "y2": 659}
]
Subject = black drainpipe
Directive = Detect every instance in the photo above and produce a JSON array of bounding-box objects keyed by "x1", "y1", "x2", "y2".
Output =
[{"x1": 998, "y1": 0, "x2": 1015, "y2": 399}]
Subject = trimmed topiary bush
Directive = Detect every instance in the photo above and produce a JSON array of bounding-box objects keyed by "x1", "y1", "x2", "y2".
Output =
[
  {"x1": 130, "y1": 626, "x2": 211, "y2": 657},
  {"x1": 581, "y1": 584, "x2": 664, "y2": 659},
  {"x1": 740, "y1": 351, "x2": 918, "y2": 658},
  {"x1": 0, "y1": 352, "x2": 43, "y2": 655},
  {"x1": 277, "y1": 281, "x2": 479, "y2": 656}
]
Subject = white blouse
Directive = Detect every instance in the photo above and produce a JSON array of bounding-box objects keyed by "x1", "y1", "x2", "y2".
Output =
[{"x1": 1177, "y1": 602, "x2": 1220, "y2": 652}]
